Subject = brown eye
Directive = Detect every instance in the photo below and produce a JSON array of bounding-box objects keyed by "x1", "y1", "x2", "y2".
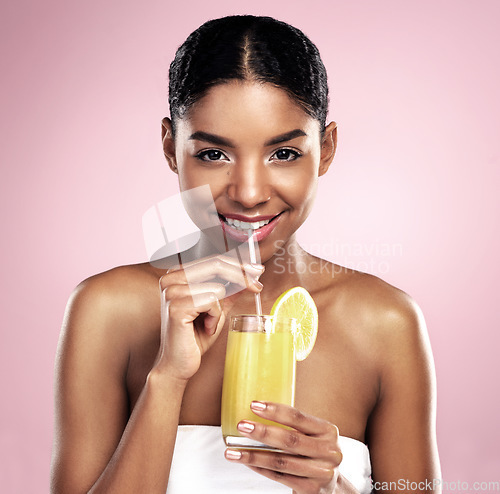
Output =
[
  {"x1": 272, "y1": 149, "x2": 301, "y2": 161},
  {"x1": 195, "y1": 149, "x2": 228, "y2": 161}
]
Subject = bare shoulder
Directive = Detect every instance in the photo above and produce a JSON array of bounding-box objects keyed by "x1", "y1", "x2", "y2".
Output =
[
  {"x1": 304, "y1": 261, "x2": 439, "y2": 478},
  {"x1": 70, "y1": 262, "x2": 161, "y2": 309},
  {"x1": 319, "y1": 266, "x2": 436, "y2": 413},
  {"x1": 320, "y1": 266, "x2": 424, "y2": 330},
  {"x1": 52, "y1": 264, "x2": 166, "y2": 493},
  {"x1": 313, "y1": 264, "x2": 431, "y2": 363},
  {"x1": 60, "y1": 262, "x2": 163, "y2": 363},
  {"x1": 324, "y1": 273, "x2": 440, "y2": 480}
]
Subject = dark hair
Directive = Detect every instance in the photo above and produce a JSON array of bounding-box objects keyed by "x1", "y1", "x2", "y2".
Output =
[{"x1": 168, "y1": 15, "x2": 329, "y2": 135}]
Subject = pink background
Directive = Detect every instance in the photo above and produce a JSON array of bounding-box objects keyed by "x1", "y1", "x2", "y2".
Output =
[{"x1": 1, "y1": 0, "x2": 499, "y2": 491}]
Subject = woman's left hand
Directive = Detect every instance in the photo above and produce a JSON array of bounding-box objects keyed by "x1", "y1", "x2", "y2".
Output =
[{"x1": 224, "y1": 401, "x2": 344, "y2": 494}]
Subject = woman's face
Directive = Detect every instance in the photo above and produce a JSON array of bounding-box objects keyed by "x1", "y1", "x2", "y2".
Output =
[{"x1": 163, "y1": 81, "x2": 336, "y2": 262}]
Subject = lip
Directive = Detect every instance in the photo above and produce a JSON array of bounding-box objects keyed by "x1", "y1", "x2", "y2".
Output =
[
  {"x1": 218, "y1": 212, "x2": 284, "y2": 243},
  {"x1": 222, "y1": 213, "x2": 278, "y2": 222}
]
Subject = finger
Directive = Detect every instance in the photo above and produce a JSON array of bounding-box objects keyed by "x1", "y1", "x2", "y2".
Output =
[
  {"x1": 236, "y1": 420, "x2": 342, "y2": 462},
  {"x1": 167, "y1": 292, "x2": 222, "y2": 331},
  {"x1": 193, "y1": 293, "x2": 224, "y2": 337},
  {"x1": 161, "y1": 284, "x2": 226, "y2": 337},
  {"x1": 202, "y1": 304, "x2": 225, "y2": 337},
  {"x1": 160, "y1": 257, "x2": 263, "y2": 290},
  {"x1": 245, "y1": 465, "x2": 328, "y2": 494},
  {"x1": 162, "y1": 282, "x2": 226, "y2": 302},
  {"x1": 168, "y1": 253, "x2": 264, "y2": 273},
  {"x1": 249, "y1": 401, "x2": 336, "y2": 436},
  {"x1": 183, "y1": 257, "x2": 263, "y2": 287},
  {"x1": 225, "y1": 449, "x2": 335, "y2": 479}
]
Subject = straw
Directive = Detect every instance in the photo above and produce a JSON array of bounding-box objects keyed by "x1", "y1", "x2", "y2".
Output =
[{"x1": 247, "y1": 229, "x2": 263, "y2": 315}]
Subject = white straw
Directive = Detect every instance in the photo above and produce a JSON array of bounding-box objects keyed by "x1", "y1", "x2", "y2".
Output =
[{"x1": 247, "y1": 229, "x2": 263, "y2": 315}]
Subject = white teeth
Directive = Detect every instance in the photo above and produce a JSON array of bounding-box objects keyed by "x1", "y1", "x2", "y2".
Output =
[{"x1": 224, "y1": 217, "x2": 272, "y2": 230}]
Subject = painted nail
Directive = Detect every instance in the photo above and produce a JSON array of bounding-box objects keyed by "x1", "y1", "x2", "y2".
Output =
[
  {"x1": 225, "y1": 449, "x2": 242, "y2": 460},
  {"x1": 250, "y1": 263, "x2": 265, "y2": 271},
  {"x1": 237, "y1": 421, "x2": 255, "y2": 433},
  {"x1": 251, "y1": 401, "x2": 267, "y2": 412},
  {"x1": 253, "y1": 279, "x2": 263, "y2": 289},
  {"x1": 246, "y1": 263, "x2": 264, "y2": 273}
]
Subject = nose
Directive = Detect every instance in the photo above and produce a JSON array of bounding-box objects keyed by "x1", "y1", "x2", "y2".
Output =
[{"x1": 226, "y1": 159, "x2": 272, "y2": 209}]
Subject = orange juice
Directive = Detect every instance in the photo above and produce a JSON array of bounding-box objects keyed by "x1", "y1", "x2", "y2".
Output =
[{"x1": 221, "y1": 316, "x2": 296, "y2": 447}]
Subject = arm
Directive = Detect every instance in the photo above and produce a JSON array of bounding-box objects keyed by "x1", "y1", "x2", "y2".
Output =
[
  {"x1": 367, "y1": 296, "x2": 441, "y2": 492},
  {"x1": 51, "y1": 260, "x2": 264, "y2": 494},
  {"x1": 50, "y1": 276, "x2": 188, "y2": 494},
  {"x1": 222, "y1": 289, "x2": 440, "y2": 494}
]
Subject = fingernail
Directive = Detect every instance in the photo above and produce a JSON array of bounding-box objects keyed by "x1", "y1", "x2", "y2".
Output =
[
  {"x1": 237, "y1": 421, "x2": 255, "y2": 433},
  {"x1": 247, "y1": 263, "x2": 264, "y2": 272},
  {"x1": 225, "y1": 449, "x2": 242, "y2": 460},
  {"x1": 253, "y1": 279, "x2": 263, "y2": 289},
  {"x1": 251, "y1": 401, "x2": 267, "y2": 412}
]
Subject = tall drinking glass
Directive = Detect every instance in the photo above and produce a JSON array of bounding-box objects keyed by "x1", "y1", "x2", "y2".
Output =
[{"x1": 221, "y1": 314, "x2": 297, "y2": 450}]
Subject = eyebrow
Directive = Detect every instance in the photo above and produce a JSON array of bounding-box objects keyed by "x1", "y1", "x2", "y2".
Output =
[
  {"x1": 188, "y1": 129, "x2": 308, "y2": 148},
  {"x1": 188, "y1": 131, "x2": 234, "y2": 148},
  {"x1": 264, "y1": 129, "x2": 307, "y2": 146}
]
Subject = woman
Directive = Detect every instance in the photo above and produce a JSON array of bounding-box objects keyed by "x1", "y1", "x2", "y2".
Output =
[{"x1": 51, "y1": 15, "x2": 440, "y2": 493}]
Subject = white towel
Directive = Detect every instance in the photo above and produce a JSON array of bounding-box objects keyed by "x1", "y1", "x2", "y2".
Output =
[{"x1": 166, "y1": 425, "x2": 371, "y2": 493}]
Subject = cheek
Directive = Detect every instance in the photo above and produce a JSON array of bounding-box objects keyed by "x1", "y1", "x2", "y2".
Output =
[
  {"x1": 178, "y1": 170, "x2": 232, "y2": 215},
  {"x1": 177, "y1": 160, "x2": 226, "y2": 193},
  {"x1": 274, "y1": 168, "x2": 318, "y2": 213}
]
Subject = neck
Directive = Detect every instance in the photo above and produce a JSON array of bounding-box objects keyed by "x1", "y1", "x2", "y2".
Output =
[{"x1": 259, "y1": 236, "x2": 312, "y2": 294}]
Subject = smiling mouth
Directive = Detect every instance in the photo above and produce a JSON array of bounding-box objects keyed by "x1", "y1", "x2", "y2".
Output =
[{"x1": 217, "y1": 213, "x2": 282, "y2": 232}]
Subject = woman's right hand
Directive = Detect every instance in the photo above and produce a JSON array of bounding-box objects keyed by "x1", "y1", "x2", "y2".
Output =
[{"x1": 155, "y1": 255, "x2": 264, "y2": 381}]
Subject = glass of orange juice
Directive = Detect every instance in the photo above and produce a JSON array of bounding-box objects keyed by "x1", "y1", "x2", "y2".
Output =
[{"x1": 221, "y1": 314, "x2": 297, "y2": 450}]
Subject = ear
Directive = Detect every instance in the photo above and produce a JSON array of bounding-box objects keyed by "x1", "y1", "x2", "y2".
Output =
[
  {"x1": 161, "y1": 117, "x2": 178, "y2": 174},
  {"x1": 318, "y1": 121, "x2": 337, "y2": 177}
]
